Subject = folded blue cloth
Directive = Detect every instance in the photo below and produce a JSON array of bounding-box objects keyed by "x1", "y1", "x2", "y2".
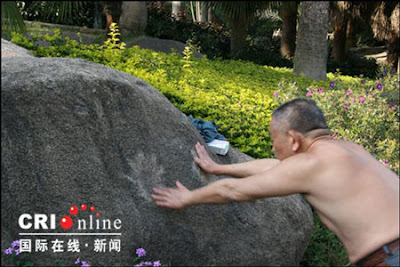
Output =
[{"x1": 188, "y1": 115, "x2": 226, "y2": 143}]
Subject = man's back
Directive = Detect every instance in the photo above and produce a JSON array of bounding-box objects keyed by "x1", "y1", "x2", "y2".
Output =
[{"x1": 304, "y1": 139, "x2": 399, "y2": 263}]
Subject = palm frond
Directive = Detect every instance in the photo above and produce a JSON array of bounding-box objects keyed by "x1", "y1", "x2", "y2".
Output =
[
  {"x1": 1, "y1": 1, "x2": 25, "y2": 34},
  {"x1": 44, "y1": 1, "x2": 84, "y2": 24},
  {"x1": 205, "y1": 1, "x2": 271, "y2": 22}
]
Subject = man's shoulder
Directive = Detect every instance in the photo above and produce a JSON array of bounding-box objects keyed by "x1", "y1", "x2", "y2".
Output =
[
  {"x1": 283, "y1": 152, "x2": 320, "y2": 164},
  {"x1": 280, "y1": 152, "x2": 321, "y2": 174}
]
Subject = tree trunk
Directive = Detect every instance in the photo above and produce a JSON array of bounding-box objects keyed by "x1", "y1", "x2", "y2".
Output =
[
  {"x1": 387, "y1": 35, "x2": 399, "y2": 67},
  {"x1": 195, "y1": 1, "x2": 201, "y2": 22},
  {"x1": 102, "y1": 1, "x2": 123, "y2": 34},
  {"x1": 398, "y1": 55, "x2": 400, "y2": 76},
  {"x1": 119, "y1": 1, "x2": 147, "y2": 35},
  {"x1": 294, "y1": 1, "x2": 329, "y2": 81},
  {"x1": 386, "y1": 4, "x2": 399, "y2": 72},
  {"x1": 280, "y1": 2, "x2": 298, "y2": 59},
  {"x1": 199, "y1": 2, "x2": 208, "y2": 22},
  {"x1": 332, "y1": 18, "x2": 347, "y2": 62},
  {"x1": 345, "y1": 15, "x2": 356, "y2": 49},
  {"x1": 230, "y1": 19, "x2": 249, "y2": 57},
  {"x1": 208, "y1": 6, "x2": 216, "y2": 23},
  {"x1": 93, "y1": 1, "x2": 103, "y2": 29},
  {"x1": 172, "y1": 1, "x2": 185, "y2": 21}
]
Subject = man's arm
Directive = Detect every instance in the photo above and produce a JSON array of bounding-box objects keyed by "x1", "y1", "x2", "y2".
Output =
[
  {"x1": 152, "y1": 154, "x2": 315, "y2": 209},
  {"x1": 194, "y1": 142, "x2": 280, "y2": 178}
]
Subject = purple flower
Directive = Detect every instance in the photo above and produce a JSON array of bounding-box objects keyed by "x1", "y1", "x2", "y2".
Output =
[
  {"x1": 15, "y1": 249, "x2": 20, "y2": 255},
  {"x1": 377, "y1": 83, "x2": 383, "y2": 90},
  {"x1": 153, "y1": 261, "x2": 162, "y2": 267},
  {"x1": 359, "y1": 96, "x2": 365, "y2": 103},
  {"x1": 345, "y1": 89, "x2": 351, "y2": 96},
  {"x1": 144, "y1": 261, "x2": 153, "y2": 266},
  {"x1": 344, "y1": 103, "x2": 349, "y2": 110},
  {"x1": 273, "y1": 92, "x2": 278, "y2": 97},
  {"x1": 135, "y1": 263, "x2": 144, "y2": 267},
  {"x1": 306, "y1": 90, "x2": 314, "y2": 96},
  {"x1": 4, "y1": 248, "x2": 13, "y2": 255},
  {"x1": 317, "y1": 88, "x2": 324, "y2": 94},
  {"x1": 382, "y1": 70, "x2": 387, "y2": 77},
  {"x1": 380, "y1": 160, "x2": 388, "y2": 165},
  {"x1": 350, "y1": 97, "x2": 355, "y2": 103},
  {"x1": 75, "y1": 258, "x2": 81, "y2": 265},
  {"x1": 11, "y1": 240, "x2": 20, "y2": 248},
  {"x1": 81, "y1": 261, "x2": 90, "y2": 267},
  {"x1": 329, "y1": 81, "x2": 335, "y2": 87},
  {"x1": 136, "y1": 248, "x2": 147, "y2": 257}
]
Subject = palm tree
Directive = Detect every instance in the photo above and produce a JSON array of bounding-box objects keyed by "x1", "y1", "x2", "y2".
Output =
[
  {"x1": 199, "y1": 2, "x2": 208, "y2": 22},
  {"x1": 1, "y1": 1, "x2": 92, "y2": 36},
  {"x1": 294, "y1": 1, "x2": 330, "y2": 81},
  {"x1": 189, "y1": 2, "x2": 208, "y2": 23},
  {"x1": 329, "y1": 1, "x2": 370, "y2": 62},
  {"x1": 207, "y1": 5, "x2": 217, "y2": 23},
  {"x1": 329, "y1": 1, "x2": 399, "y2": 69},
  {"x1": 1, "y1": 1, "x2": 25, "y2": 36},
  {"x1": 251, "y1": 1, "x2": 299, "y2": 59},
  {"x1": 205, "y1": 1, "x2": 270, "y2": 57},
  {"x1": 343, "y1": 1, "x2": 369, "y2": 51},
  {"x1": 41, "y1": 1, "x2": 86, "y2": 25}
]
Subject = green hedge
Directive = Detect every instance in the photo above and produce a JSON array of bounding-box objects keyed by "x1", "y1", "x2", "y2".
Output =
[{"x1": 10, "y1": 31, "x2": 399, "y2": 266}]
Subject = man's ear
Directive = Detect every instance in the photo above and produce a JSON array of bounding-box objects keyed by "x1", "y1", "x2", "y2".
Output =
[{"x1": 288, "y1": 130, "x2": 303, "y2": 152}]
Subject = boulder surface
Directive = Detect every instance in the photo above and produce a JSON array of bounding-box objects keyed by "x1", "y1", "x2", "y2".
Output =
[
  {"x1": 1, "y1": 46, "x2": 313, "y2": 266},
  {"x1": 128, "y1": 36, "x2": 203, "y2": 58},
  {"x1": 1, "y1": 38, "x2": 34, "y2": 58}
]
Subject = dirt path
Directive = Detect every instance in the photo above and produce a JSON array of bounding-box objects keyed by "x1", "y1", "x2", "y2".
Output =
[{"x1": 350, "y1": 46, "x2": 387, "y2": 63}]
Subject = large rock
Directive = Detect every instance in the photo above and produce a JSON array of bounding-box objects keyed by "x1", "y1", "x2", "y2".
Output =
[
  {"x1": 1, "y1": 39, "x2": 34, "y2": 58},
  {"x1": 1, "y1": 50, "x2": 313, "y2": 266},
  {"x1": 128, "y1": 36, "x2": 203, "y2": 58}
]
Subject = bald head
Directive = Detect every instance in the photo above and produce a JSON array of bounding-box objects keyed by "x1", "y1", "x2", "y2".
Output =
[{"x1": 272, "y1": 98, "x2": 329, "y2": 134}]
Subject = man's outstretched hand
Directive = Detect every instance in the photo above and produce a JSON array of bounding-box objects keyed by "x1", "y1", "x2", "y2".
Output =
[
  {"x1": 194, "y1": 142, "x2": 220, "y2": 174},
  {"x1": 152, "y1": 142, "x2": 220, "y2": 209},
  {"x1": 152, "y1": 181, "x2": 191, "y2": 209}
]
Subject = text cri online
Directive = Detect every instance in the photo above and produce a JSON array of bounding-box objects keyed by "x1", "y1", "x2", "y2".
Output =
[{"x1": 18, "y1": 214, "x2": 122, "y2": 230}]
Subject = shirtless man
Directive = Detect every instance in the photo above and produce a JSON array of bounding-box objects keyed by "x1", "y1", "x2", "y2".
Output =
[{"x1": 151, "y1": 98, "x2": 399, "y2": 266}]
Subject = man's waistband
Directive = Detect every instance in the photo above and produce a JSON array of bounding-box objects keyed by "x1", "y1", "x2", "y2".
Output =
[{"x1": 355, "y1": 238, "x2": 399, "y2": 266}]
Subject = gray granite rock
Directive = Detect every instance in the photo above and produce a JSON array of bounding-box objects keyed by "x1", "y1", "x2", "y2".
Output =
[
  {"x1": 1, "y1": 38, "x2": 34, "y2": 58},
  {"x1": 128, "y1": 36, "x2": 203, "y2": 58},
  {"x1": 1, "y1": 55, "x2": 313, "y2": 266}
]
